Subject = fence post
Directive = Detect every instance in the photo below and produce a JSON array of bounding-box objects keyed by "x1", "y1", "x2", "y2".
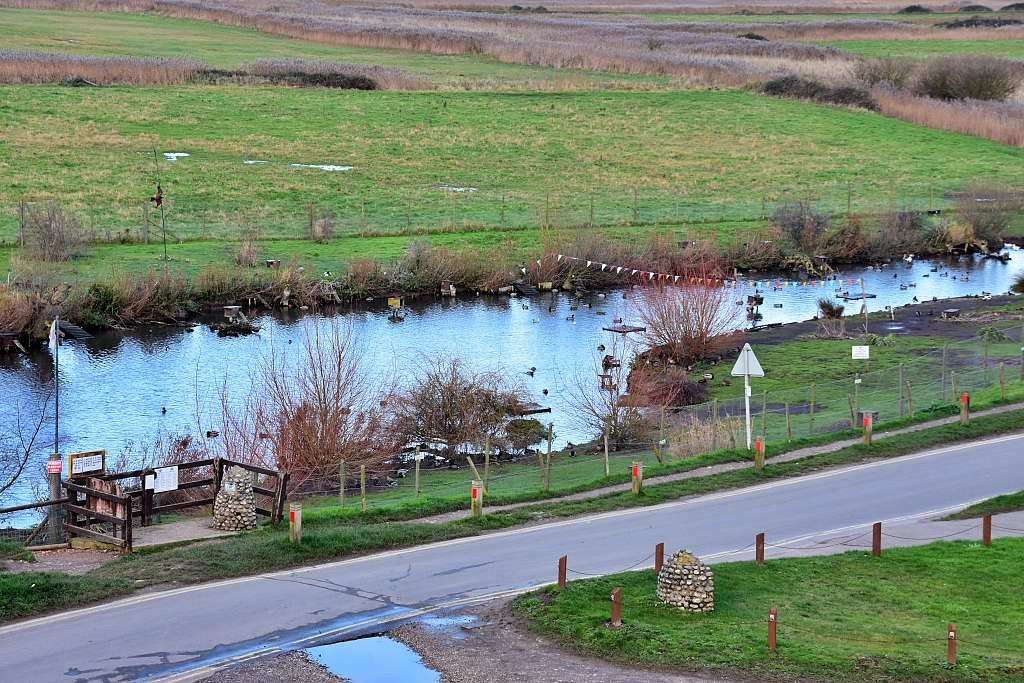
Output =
[
  {"x1": 471, "y1": 478, "x2": 483, "y2": 517},
  {"x1": 872, "y1": 521, "x2": 882, "y2": 557},
  {"x1": 558, "y1": 555, "x2": 567, "y2": 589},
  {"x1": 906, "y1": 382, "x2": 914, "y2": 418},
  {"x1": 360, "y1": 465, "x2": 366, "y2": 512},
  {"x1": 754, "y1": 438, "x2": 764, "y2": 471},
  {"x1": 611, "y1": 587, "x2": 622, "y2": 627},
  {"x1": 360, "y1": 198, "x2": 365, "y2": 236},
  {"x1": 289, "y1": 502, "x2": 302, "y2": 543},
  {"x1": 339, "y1": 460, "x2": 345, "y2": 507},
  {"x1": 655, "y1": 542, "x2": 664, "y2": 574},
  {"x1": 631, "y1": 461, "x2": 643, "y2": 494},
  {"x1": 768, "y1": 606, "x2": 777, "y2": 650},
  {"x1": 808, "y1": 383, "x2": 816, "y2": 437},
  {"x1": 983, "y1": 336, "x2": 989, "y2": 386},
  {"x1": 633, "y1": 188, "x2": 638, "y2": 224},
  {"x1": 847, "y1": 394, "x2": 855, "y2": 429},
  {"x1": 784, "y1": 403, "x2": 791, "y2": 442},
  {"x1": 999, "y1": 362, "x2": 1005, "y2": 399},
  {"x1": 951, "y1": 371, "x2": 957, "y2": 402},
  {"x1": 861, "y1": 410, "x2": 874, "y2": 446},
  {"x1": 941, "y1": 344, "x2": 947, "y2": 402},
  {"x1": 589, "y1": 193, "x2": 594, "y2": 228},
  {"x1": 407, "y1": 197, "x2": 412, "y2": 235},
  {"x1": 983, "y1": 514, "x2": 992, "y2": 546},
  {"x1": 756, "y1": 532, "x2": 765, "y2": 565},
  {"x1": 760, "y1": 390, "x2": 767, "y2": 441},
  {"x1": 142, "y1": 202, "x2": 149, "y2": 244},
  {"x1": 545, "y1": 424, "x2": 553, "y2": 491},
  {"x1": 947, "y1": 623, "x2": 957, "y2": 665},
  {"x1": 960, "y1": 392, "x2": 970, "y2": 426}
]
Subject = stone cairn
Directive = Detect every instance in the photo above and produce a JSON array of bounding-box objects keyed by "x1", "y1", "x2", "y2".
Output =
[
  {"x1": 212, "y1": 466, "x2": 258, "y2": 531},
  {"x1": 656, "y1": 549, "x2": 714, "y2": 613}
]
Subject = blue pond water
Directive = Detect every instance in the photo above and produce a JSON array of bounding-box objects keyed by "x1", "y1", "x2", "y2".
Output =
[{"x1": 307, "y1": 637, "x2": 440, "y2": 683}]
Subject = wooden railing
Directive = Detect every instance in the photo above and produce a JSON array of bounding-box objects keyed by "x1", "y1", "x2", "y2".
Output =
[{"x1": 62, "y1": 479, "x2": 133, "y2": 551}]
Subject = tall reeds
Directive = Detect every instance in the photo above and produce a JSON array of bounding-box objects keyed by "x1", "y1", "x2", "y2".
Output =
[
  {"x1": 872, "y1": 85, "x2": 1024, "y2": 148},
  {"x1": 0, "y1": 49, "x2": 205, "y2": 85}
]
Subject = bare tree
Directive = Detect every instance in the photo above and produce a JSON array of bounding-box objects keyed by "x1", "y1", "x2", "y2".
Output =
[
  {"x1": 955, "y1": 183, "x2": 1021, "y2": 251},
  {"x1": 394, "y1": 357, "x2": 529, "y2": 460},
  {"x1": 631, "y1": 283, "x2": 743, "y2": 366},
  {"x1": 0, "y1": 387, "x2": 52, "y2": 510},
  {"x1": 25, "y1": 203, "x2": 87, "y2": 262}
]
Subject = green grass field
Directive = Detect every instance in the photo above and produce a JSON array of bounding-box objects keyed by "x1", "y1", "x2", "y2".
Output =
[
  {"x1": 811, "y1": 39, "x2": 1024, "y2": 60},
  {"x1": 518, "y1": 539, "x2": 1024, "y2": 682}
]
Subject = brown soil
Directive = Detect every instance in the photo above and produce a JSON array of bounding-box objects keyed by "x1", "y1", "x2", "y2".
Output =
[
  {"x1": 389, "y1": 598, "x2": 739, "y2": 683},
  {"x1": 3, "y1": 548, "x2": 119, "y2": 575}
]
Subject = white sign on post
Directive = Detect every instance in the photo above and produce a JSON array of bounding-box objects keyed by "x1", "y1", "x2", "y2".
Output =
[
  {"x1": 71, "y1": 454, "x2": 104, "y2": 476},
  {"x1": 852, "y1": 346, "x2": 870, "y2": 360},
  {"x1": 153, "y1": 466, "x2": 179, "y2": 493},
  {"x1": 731, "y1": 343, "x2": 765, "y2": 451}
]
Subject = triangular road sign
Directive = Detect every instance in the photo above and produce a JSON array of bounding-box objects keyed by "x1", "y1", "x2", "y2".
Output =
[{"x1": 730, "y1": 343, "x2": 765, "y2": 378}]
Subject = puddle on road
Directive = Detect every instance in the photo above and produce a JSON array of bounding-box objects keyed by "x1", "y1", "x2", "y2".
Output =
[{"x1": 307, "y1": 636, "x2": 440, "y2": 683}]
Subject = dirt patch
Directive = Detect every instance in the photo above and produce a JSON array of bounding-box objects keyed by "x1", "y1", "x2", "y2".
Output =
[
  {"x1": 389, "y1": 599, "x2": 736, "y2": 683},
  {"x1": 2, "y1": 548, "x2": 120, "y2": 576},
  {"x1": 197, "y1": 650, "x2": 346, "y2": 683}
]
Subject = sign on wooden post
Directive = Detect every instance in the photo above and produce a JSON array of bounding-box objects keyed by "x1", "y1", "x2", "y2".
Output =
[
  {"x1": 69, "y1": 449, "x2": 106, "y2": 478},
  {"x1": 153, "y1": 466, "x2": 179, "y2": 493}
]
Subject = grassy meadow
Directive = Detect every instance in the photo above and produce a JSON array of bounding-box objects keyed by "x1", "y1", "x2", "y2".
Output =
[{"x1": 810, "y1": 39, "x2": 1024, "y2": 61}]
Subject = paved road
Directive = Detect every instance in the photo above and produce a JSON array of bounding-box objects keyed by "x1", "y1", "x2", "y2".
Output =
[{"x1": 3, "y1": 432, "x2": 1023, "y2": 683}]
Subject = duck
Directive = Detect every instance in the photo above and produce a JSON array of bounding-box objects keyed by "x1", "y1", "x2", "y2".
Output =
[
  {"x1": 922, "y1": 274, "x2": 930, "y2": 277},
  {"x1": 597, "y1": 293, "x2": 606, "y2": 298},
  {"x1": 908, "y1": 283, "x2": 916, "y2": 287},
  {"x1": 597, "y1": 344, "x2": 606, "y2": 351},
  {"x1": 533, "y1": 318, "x2": 540, "y2": 323},
  {"x1": 893, "y1": 273, "x2": 898, "y2": 279},
  {"x1": 566, "y1": 314, "x2": 575, "y2": 321},
  {"x1": 912, "y1": 296, "x2": 919, "y2": 302},
  {"x1": 773, "y1": 303, "x2": 783, "y2": 308},
  {"x1": 899, "y1": 284, "x2": 908, "y2": 290},
  {"x1": 161, "y1": 407, "x2": 167, "y2": 414},
  {"x1": 940, "y1": 272, "x2": 948, "y2": 277},
  {"x1": 570, "y1": 306, "x2": 579, "y2": 311},
  {"x1": 522, "y1": 303, "x2": 529, "y2": 310}
]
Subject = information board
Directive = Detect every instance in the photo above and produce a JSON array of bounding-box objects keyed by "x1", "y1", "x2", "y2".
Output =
[
  {"x1": 69, "y1": 450, "x2": 106, "y2": 477},
  {"x1": 153, "y1": 466, "x2": 179, "y2": 494},
  {"x1": 852, "y1": 346, "x2": 870, "y2": 360}
]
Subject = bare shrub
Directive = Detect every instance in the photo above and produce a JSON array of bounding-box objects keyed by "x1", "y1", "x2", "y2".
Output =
[
  {"x1": 564, "y1": 334, "x2": 650, "y2": 446},
  {"x1": 240, "y1": 58, "x2": 428, "y2": 90},
  {"x1": 395, "y1": 357, "x2": 529, "y2": 459},
  {"x1": 854, "y1": 57, "x2": 914, "y2": 87},
  {"x1": 24, "y1": 203, "x2": 87, "y2": 262},
  {"x1": 631, "y1": 283, "x2": 743, "y2": 366},
  {"x1": 0, "y1": 49, "x2": 205, "y2": 85},
  {"x1": 307, "y1": 201, "x2": 336, "y2": 244},
  {"x1": 233, "y1": 211, "x2": 261, "y2": 268},
  {"x1": 954, "y1": 183, "x2": 1022, "y2": 250},
  {"x1": 914, "y1": 55, "x2": 1022, "y2": 102},
  {"x1": 762, "y1": 75, "x2": 877, "y2": 110},
  {"x1": 874, "y1": 207, "x2": 925, "y2": 254},
  {"x1": 0, "y1": 285, "x2": 36, "y2": 335},
  {"x1": 771, "y1": 201, "x2": 830, "y2": 253}
]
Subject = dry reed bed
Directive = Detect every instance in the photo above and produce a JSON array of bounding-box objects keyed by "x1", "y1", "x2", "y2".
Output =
[
  {"x1": 0, "y1": 49, "x2": 205, "y2": 84},
  {"x1": 239, "y1": 58, "x2": 428, "y2": 90},
  {"x1": 873, "y1": 84, "x2": 1024, "y2": 147}
]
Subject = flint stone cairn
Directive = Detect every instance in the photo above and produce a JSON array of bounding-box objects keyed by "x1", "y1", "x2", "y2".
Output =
[
  {"x1": 213, "y1": 466, "x2": 257, "y2": 531},
  {"x1": 656, "y1": 550, "x2": 714, "y2": 612}
]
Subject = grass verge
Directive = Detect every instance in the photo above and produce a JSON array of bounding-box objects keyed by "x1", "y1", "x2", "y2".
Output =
[
  {"x1": 943, "y1": 490, "x2": 1024, "y2": 520},
  {"x1": 0, "y1": 572, "x2": 133, "y2": 621},
  {"x1": 515, "y1": 539, "x2": 1024, "y2": 682}
]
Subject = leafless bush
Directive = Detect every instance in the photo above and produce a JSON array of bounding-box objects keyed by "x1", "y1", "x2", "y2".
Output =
[
  {"x1": 913, "y1": 55, "x2": 1022, "y2": 102},
  {"x1": 772, "y1": 201, "x2": 830, "y2": 253},
  {"x1": 307, "y1": 201, "x2": 336, "y2": 244},
  {"x1": 954, "y1": 183, "x2": 1022, "y2": 249},
  {"x1": 879, "y1": 207, "x2": 925, "y2": 252},
  {"x1": 24, "y1": 203, "x2": 87, "y2": 262},
  {"x1": 854, "y1": 57, "x2": 914, "y2": 87},
  {"x1": 233, "y1": 211, "x2": 261, "y2": 268},
  {"x1": 631, "y1": 283, "x2": 743, "y2": 366},
  {"x1": 0, "y1": 49, "x2": 205, "y2": 85},
  {"x1": 0, "y1": 285, "x2": 36, "y2": 336},
  {"x1": 394, "y1": 357, "x2": 529, "y2": 459},
  {"x1": 872, "y1": 85, "x2": 1024, "y2": 148}
]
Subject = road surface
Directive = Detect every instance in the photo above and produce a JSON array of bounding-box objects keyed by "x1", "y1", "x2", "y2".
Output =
[{"x1": 2, "y1": 432, "x2": 1023, "y2": 683}]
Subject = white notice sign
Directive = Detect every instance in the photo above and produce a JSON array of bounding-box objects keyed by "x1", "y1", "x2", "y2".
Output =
[
  {"x1": 71, "y1": 453, "x2": 104, "y2": 476},
  {"x1": 852, "y1": 346, "x2": 870, "y2": 360},
  {"x1": 153, "y1": 466, "x2": 179, "y2": 493}
]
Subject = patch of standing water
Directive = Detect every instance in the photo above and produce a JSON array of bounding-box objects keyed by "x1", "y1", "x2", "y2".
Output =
[
  {"x1": 436, "y1": 185, "x2": 477, "y2": 192},
  {"x1": 163, "y1": 152, "x2": 189, "y2": 161},
  {"x1": 289, "y1": 163, "x2": 353, "y2": 172},
  {"x1": 306, "y1": 637, "x2": 440, "y2": 683},
  {"x1": 243, "y1": 160, "x2": 267, "y2": 164}
]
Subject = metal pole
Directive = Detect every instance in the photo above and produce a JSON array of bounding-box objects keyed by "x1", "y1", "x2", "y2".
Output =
[{"x1": 744, "y1": 372, "x2": 752, "y2": 450}]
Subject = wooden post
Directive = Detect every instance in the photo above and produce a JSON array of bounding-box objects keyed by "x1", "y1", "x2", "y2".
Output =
[
  {"x1": 768, "y1": 606, "x2": 777, "y2": 650},
  {"x1": 929, "y1": 183, "x2": 934, "y2": 211},
  {"x1": 142, "y1": 477, "x2": 153, "y2": 527},
  {"x1": 756, "y1": 532, "x2": 765, "y2": 565},
  {"x1": 655, "y1": 542, "x2": 664, "y2": 574},
  {"x1": 712, "y1": 398, "x2": 719, "y2": 451},
  {"x1": 983, "y1": 336, "x2": 989, "y2": 386},
  {"x1": 545, "y1": 193, "x2": 550, "y2": 227},
  {"x1": 947, "y1": 623, "x2": 957, "y2": 665},
  {"x1": 360, "y1": 465, "x2": 366, "y2": 512},
  {"x1": 847, "y1": 180, "x2": 852, "y2": 216},
  {"x1": 471, "y1": 478, "x2": 483, "y2": 517},
  {"x1": 545, "y1": 424, "x2": 553, "y2": 491},
  {"x1": 809, "y1": 383, "x2": 816, "y2": 437},
  {"x1": 452, "y1": 193, "x2": 457, "y2": 231},
  {"x1": 951, "y1": 371, "x2": 957, "y2": 401},
  {"x1": 999, "y1": 362, "x2": 1005, "y2": 399},
  {"x1": 906, "y1": 382, "x2": 914, "y2": 418},
  {"x1": 727, "y1": 415, "x2": 737, "y2": 450},
  {"x1": 863, "y1": 410, "x2": 873, "y2": 446},
  {"x1": 983, "y1": 514, "x2": 992, "y2": 546},
  {"x1": 633, "y1": 188, "x2": 638, "y2": 224},
  {"x1": 589, "y1": 192, "x2": 594, "y2": 228},
  {"x1": 960, "y1": 392, "x2": 970, "y2": 426},
  {"x1": 558, "y1": 555, "x2": 567, "y2": 589},
  {"x1": 760, "y1": 390, "x2": 767, "y2": 441},
  {"x1": 898, "y1": 363, "x2": 904, "y2": 418},
  {"x1": 610, "y1": 587, "x2": 622, "y2": 628},
  {"x1": 414, "y1": 447, "x2": 421, "y2": 498},
  {"x1": 19, "y1": 198, "x2": 25, "y2": 248},
  {"x1": 339, "y1": 460, "x2": 345, "y2": 507},
  {"x1": 407, "y1": 197, "x2": 412, "y2": 235},
  {"x1": 631, "y1": 460, "x2": 643, "y2": 494},
  {"x1": 872, "y1": 521, "x2": 882, "y2": 557},
  {"x1": 501, "y1": 192, "x2": 506, "y2": 229},
  {"x1": 660, "y1": 406, "x2": 666, "y2": 449},
  {"x1": 539, "y1": 433, "x2": 548, "y2": 491},
  {"x1": 784, "y1": 403, "x2": 791, "y2": 442},
  {"x1": 754, "y1": 438, "x2": 764, "y2": 471},
  {"x1": 289, "y1": 502, "x2": 302, "y2": 543},
  {"x1": 360, "y1": 198, "x2": 365, "y2": 236},
  {"x1": 847, "y1": 394, "x2": 855, "y2": 429},
  {"x1": 604, "y1": 419, "x2": 610, "y2": 477},
  {"x1": 941, "y1": 344, "x2": 947, "y2": 402}
]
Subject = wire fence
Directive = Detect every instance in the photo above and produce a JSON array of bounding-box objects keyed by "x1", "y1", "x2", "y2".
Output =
[{"x1": 5, "y1": 176, "x2": 1015, "y2": 243}]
